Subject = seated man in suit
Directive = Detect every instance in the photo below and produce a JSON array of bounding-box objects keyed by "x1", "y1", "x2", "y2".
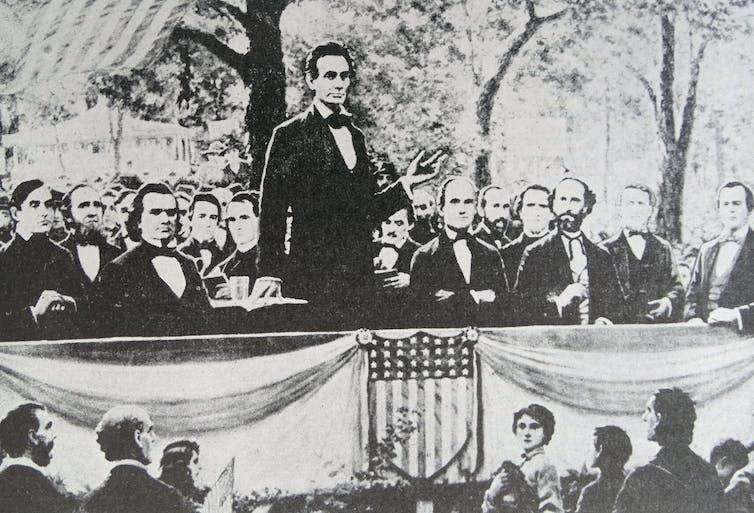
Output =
[
  {"x1": 94, "y1": 183, "x2": 213, "y2": 336},
  {"x1": 0, "y1": 180, "x2": 82, "y2": 338},
  {"x1": 474, "y1": 185, "x2": 519, "y2": 250},
  {"x1": 0, "y1": 402, "x2": 77, "y2": 513},
  {"x1": 602, "y1": 184, "x2": 683, "y2": 323},
  {"x1": 409, "y1": 189, "x2": 438, "y2": 245},
  {"x1": 214, "y1": 191, "x2": 260, "y2": 298},
  {"x1": 60, "y1": 185, "x2": 122, "y2": 301},
  {"x1": 80, "y1": 406, "x2": 196, "y2": 513},
  {"x1": 178, "y1": 193, "x2": 227, "y2": 276},
  {"x1": 501, "y1": 184, "x2": 551, "y2": 287},
  {"x1": 686, "y1": 181, "x2": 754, "y2": 331},
  {"x1": 110, "y1": 189, "x2": 138, "y2": 252},
  {"x1": 515, "y1": 177, "x2": 622, "y2": 325},
  {"x1": 410, "y1": 176, "x2": 508, "y2": 327}
]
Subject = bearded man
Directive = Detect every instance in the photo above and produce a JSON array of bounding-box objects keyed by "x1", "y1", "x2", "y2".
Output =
[{"x1": 515, "y1": 177, "x2": 623, "y2": 325}]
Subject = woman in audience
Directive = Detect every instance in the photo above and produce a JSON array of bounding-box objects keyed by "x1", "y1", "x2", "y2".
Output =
[{"x1": 159, "y1": 439, "x2": 209, "y2": 505}]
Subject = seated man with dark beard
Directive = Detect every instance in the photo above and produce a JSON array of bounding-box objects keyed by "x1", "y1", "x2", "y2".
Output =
[
  {"x1": 93, "y1": 183, "x2": 213, "y2": 336},
  {"x1": 60, "y1": 185, "x2": 122, "y2": 321}
]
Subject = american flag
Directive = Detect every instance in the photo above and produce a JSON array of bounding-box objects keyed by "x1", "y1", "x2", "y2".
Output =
[
  {"x1": 364, "y1": 330, "x2": 481, "y2": 480},
  {"x1": 202, "y1": 457, "x2": 234, "y2": 513},
  {"x1": 4, "y1": 0, "x2": 193, "y2": 93}
]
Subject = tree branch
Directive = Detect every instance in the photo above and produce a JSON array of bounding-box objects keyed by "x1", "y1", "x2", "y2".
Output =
[
  {"x1": 173, "y1": 26, "x2": 246, "y2": 74},
  {"x1": 202, "y1": 0, "x2": 250, "y2": 26},
  {"x1": 658, "y1": 11, "x2": 676, "y2": 150},
  {"x1": 539, "y1": 7, "x2": 568, "y2": 24},
  {"x1": 525, "y1": 0, "x2": 536, "y2": 20},
  {"x1": 627, "y1": 65, "x2": 658, "y2": 121},
  {"x1": 677, "y1": 40, "x2": 708, "y2": 157}
]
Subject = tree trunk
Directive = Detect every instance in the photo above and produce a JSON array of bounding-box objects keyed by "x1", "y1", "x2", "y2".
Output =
[
  {"x1": 474, "y1": 4, "x2": 567, "y2": 187},
  {"x1": 244, "y1": 3, "x2": 286, "y2": 190}
]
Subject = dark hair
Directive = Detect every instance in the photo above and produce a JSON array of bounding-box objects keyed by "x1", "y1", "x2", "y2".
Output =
[
  {"x1": 159, "y1": 440, "x2": 207, "y2": 503},
  {"x1": 62, "y1": 184, "x2": 103, "y2": 223},
  {"x1": 125, "y1": 182, "x2": 179, "y2": 242},
  {"x1": 437, "y1": 176, "x2": 477, "y2": 209},
  {"x1": 548, "y1": 177, "x2": 597, "y2": 216},
  {"x1": 228, "y1": 191, "x2": 260, "y2": 217},
  {"x1": 11, "y1": 179, "x2": 45, "y2": 209},
  {"x1": 652, "y1": 388, "x2": 696, "y2": 446},
  {"x1": 594, "y1": 425, "x2": 632, "y2": 470},
  {"x1": 374, "y1": 160, "x2": 399, "y2": 181},
  {"x1": 0, "y1": 403, "x2": 46, "y2": 457},
  {"x1": 710, "y1": 439, "x2": 749, "y2": 469},
  {"x1": 115, "y1": 189, "x2": 136, "y2": 206},
  {"x1": 478, "y1": 185, "x2": 506, "y2": 210},
  {"x1": 514, "y1": 184, "x2": 550, "y2": 219},
  {"x1": 717, "y1": 181, "x2": 754, "y2": 212},
  {"x1": 189, "y1": 193, "x2": 221, "y2": 217},
  {"x1": 95, "y1": 405, "x2": 150, "y2": 462},
  {"x1": 622, "y1": 183, "x2": 656, "y2": 207},
  {"x1": 305, "y1": 41, "x2": 355, "y2": 80},
  {"x1": 512, "y1": 404, "x2": 556, "y2": 445}
]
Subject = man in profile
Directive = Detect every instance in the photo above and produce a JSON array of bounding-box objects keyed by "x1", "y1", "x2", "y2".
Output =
[
  {"x1": 576, "y1": 425, "x2": 631, "y2": 513},
  {"x1": 515, "y1": 177, "x2": 622, "y2": 325},
  {"x1": 602, "y1": 184, "x2": 683, "y2": 323},
  {"x1": 80, "y1": 405, "x2": 196, "y2": 513},
  {"x1": 0, "y1": 402, "x2": 77, "y2": 513},
  {"x1": 253, "y1": 41, "x2": 441, "y2": 324},
  {"x1": 613, "y1": 388, "x2": 723, "y2": 513}
]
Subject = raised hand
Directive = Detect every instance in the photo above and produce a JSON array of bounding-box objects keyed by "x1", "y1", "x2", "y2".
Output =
[{"x1": 401, "y1": 150, "x2": 447, "y2": 190}]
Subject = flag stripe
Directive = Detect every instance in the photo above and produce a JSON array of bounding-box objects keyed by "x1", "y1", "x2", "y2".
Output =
[
  {"x1": 76, "y1": 0, "x2": 129, "y2": 73},
  {"x1": 55, "y1": 0, "x2": 107, "y2": 77},
  {"x1": 407, "y1": 379, "x2": 419, "y2": 477},
  {"x1": 434, "y1": 378, "x2": 444, "y2": 474},
  {"x1": 391, "y1": 379, "x2": 402, "y2": 469},
  {"x1": 416, "y1": 379, "x2": 426, "y2": 478},
  {"x1": 11, "y1": 0, "x2": 70, "y2": 87},
  {"x1": 424, "y1": 378, "x2": 436, "y2": 476},
  {"x1": 96, "y1": 0, "x2": 158, "y2": 69},
  {"x1": 375, "y1": 380, "x2": 386, "y2": 449},
  {"x1": 121, "y1": 0, "x2": 184, "y2": 68},
  {"x1": 441, "y1": 378, "x2": 454, "y2": 467}
]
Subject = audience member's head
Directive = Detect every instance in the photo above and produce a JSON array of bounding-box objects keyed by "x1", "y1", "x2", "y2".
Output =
[
  {"x1": 477, "y1": 185, "x2": 511, "y2": 232},
  {"x1": 126, "y1": 183, "x2": 179, "y2": 244},
  {"x1": 412, "y1": 189, "x2": 435, "y2": 225},
  {"x1": 515, "y1": 184, "x2": 551, "y2": 237},
  {"x1": 643, "y1": 388, "x2": 696, "y2": 447},
  {"x1": 717, "y1": 181, "x2": 753, "y2": 234},
  {"x1": 381, "y1": 207, "x2": 414, "y2": 248},
  {"x1": 175, "y1": 192, "x2": 192, "y2": 241},
  {"x1": 374, "y1": 159, "x2": 399, "y2": 192},
  {"x1": 159, "y1": 439, "x2": 206, "y2": 502},
  {"x1": 0, "y1": 192, "x2": 13, "y2": 241},
  {"x1": 188, "y1": 193, "x2": 221, "y2": 243},
  {"x1": 549, "y1": 177, "x2": 596, "y2": 234},
  {"x1": 210, "y1": 188, "x2": 233, "y2": 216},
  {"x1": 10, "y1": 180, "x2": 53, "y2": 237},
  {"x1": 620, "y1": 183, "x2": 655, "y2": 232},
  {"x1": 225, "y1": 192, "x2": 259, "y2": 249},
  {"x1": 115, "y1": 189, "x2": 137, "y2": 233},
  {"x1": 591, "y1": 425, "x2": 632, "y2": 473},
  {"x1": 95, "y1": 405, "x2": 155, "y2": 464},
  {"x1": 63, "y1": 184, "x2": 106, "y2": 244},
  {"x1": 438, "y1": 176, "x2": 477, "y2": 234},
  {"x1": 512, "y1": 404, "x2": 555, "y2": 453},
  {"x1": 710, "y1": 438, "x2": 748, "y2": 486},
  {"x1": 0, "y1": 402, "x2": 56, "y2": 467}
]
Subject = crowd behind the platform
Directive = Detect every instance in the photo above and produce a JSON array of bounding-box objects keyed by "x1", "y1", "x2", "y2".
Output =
[
  {"x1": 1, "y1": 168, "x2": 754, "y2": 338},
  {"x1": 1, "y1": 387, "x2": 753, "y2": 513}
]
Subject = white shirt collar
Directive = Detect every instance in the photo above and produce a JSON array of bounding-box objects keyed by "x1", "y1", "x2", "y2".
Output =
[
  {"x1": 236, "y1": 240, "x2": 258, "y2": 253},
  {"x1": 720, "y1": 224, "x2": 749, "y2": 241},
  {"x1": 112, "y1": 459, "x2": 149, "y2": 471},
  {"x1": 15, "y1": 226, "x2": 37, "y2": 241},
  {"x1": 5, "y1": 455, "x2": 48, "y2": 475},
  {"x1": 313, "y1": 99, "x2": 350, "y2": 120},
  {"x1": 142, "y1": 236, "x2": 177, "y2": 250}
]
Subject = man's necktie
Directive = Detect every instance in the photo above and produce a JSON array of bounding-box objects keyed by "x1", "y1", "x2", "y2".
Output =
[{"x1": 327, "y1": 113, "x2": 352, "y2": 129}]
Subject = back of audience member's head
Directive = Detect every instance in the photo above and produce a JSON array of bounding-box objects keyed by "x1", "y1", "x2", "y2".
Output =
[
  {"x1": 651, "y1": 388, "x2": 696, "y2": 446},
  {"x1": 710, "y1": 438, "x2": 748, "y2": 484},
  {"x1": 95, "y1": 405, "x2": 153, "y2": 462},
  {"x1": 593, "y1": 425, "x2": 632, "y2": 472},
  {"x1": 228, "y1": 191, "x2": 260, "y2": 217},
  {"x1": 0, "y1": 403, "x2": 46, "y2": 458},
  {"x1": 512, "y1": 403, "x2": 556, "y2": 445}
]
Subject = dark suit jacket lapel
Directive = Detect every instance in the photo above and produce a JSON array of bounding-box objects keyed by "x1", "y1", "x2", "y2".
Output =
[
  {"x1": 438, "y1": 237, "x2": 468, "y2": 289},
  {"x1": 551, "y1": 235, "x2": 573, "y2": 284},
  {"x1": 137, "y1": 246, "x2": 186, "y2": 302},
  {"x1": 308, "y1": 105, "x2": 349, "y2": 174},
  {"x1": 725, "y1": 228, "x2": 754, "y2": 294},
  {"x1": 702, "y1": 240, "x2": 720, "y2": 294},
  {"x1": 611, "y1": 233, "x2": 631, "y2": 295}
]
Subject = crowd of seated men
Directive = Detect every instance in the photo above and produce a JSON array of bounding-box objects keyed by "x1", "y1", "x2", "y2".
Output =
[
  {"x1": 1, "y1": 171, "x2": 753, "y2": 339},
  {"x1": 2, "y1": 387, "x2": 753, "y2": 513}
]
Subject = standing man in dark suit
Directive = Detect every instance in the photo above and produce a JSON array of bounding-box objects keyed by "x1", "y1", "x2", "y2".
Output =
[
  {"x1": 0, "y1": 180, "x2": 82, "y2": 338},
  {"x1": 0, "y1": 402, "x2": 77, "y2": 513},
  {"x1": 80, "y1": 405, "x2": 196, "y2": 513},
  {"x1": 685, "y1": 181, "x2": 754, "y2": 329},
  {"x1": 93, "y1": 183, "x2": 212, "y2": 336},
  {"x1": 515, "y1": 177, "x2": 622, "y2": 325},
  {"x1": 474, "y1": 185, "x2": 519, "y2": 250},
  {"x1": 501, "y1": 184, "x2": 551, "y2": 287},
  {"x1": 410, "y1": 177, "x2": 508, "y2": 327},
  {"x1": 602, "y1": 184, "x2": 683, "y2": 323},
  {"x1": 613, "y1": 388, "x2": 723, "y2": 513},
  {"x1": 253, "y1": 41, "x2": 442, "y2": 324}
]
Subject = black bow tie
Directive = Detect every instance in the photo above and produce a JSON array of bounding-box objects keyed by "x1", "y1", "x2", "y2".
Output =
[
  {"x1": 326, "y1": 112, "x2": 352, "y2": 129},
  {"x1": 141, "y1": 242, "x2": 177, "y2": 258},
  {"x1": 449, "y1": 231, "x2": 473, "y2": 243},
  {"x1": 381, "y1": 243, "x2": 400, "y2": 251},
  {"x1": 197, "y1": 240, "x2": 216, "y2": 251},
  {"x1": 627, "y1": 230, "x2": 649, "y2": 238}
]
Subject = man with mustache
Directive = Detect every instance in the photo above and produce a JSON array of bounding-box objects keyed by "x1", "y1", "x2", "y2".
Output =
[
  {"x1": 515, "y1": 177, "x2": 622, "y2": 325},
  {"x1": 0, "y1": 192, "x2": 13, "y2": 244},
  {"x1": 409, "y1": 189, "x2": 438, "y2": 245},
  {"x1": 60, "y1": 185, "x2": 122, "y2": 296},
  {"x1": 93, "y1": 182, "x2": 212, "y2": 336},
  {"x1": 475, "y1": 185, "x2": 519, "y2": 250},
  {"x1": 0, "y1": 402, "x2": 77, "y2": 513}
]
